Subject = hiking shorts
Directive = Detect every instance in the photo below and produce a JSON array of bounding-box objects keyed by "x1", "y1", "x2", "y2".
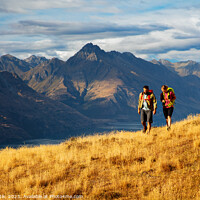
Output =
[
  {"x1": 141, "y1": 109, "x2": 153, "y2": 123},
  {"x1": 163, "y1": 107, "x2": 174, "y2": 119}
]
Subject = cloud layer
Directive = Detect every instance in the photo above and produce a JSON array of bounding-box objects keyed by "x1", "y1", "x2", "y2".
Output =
[{"x1": 0, "y1": 0, "x2": 200, "y2": 62}]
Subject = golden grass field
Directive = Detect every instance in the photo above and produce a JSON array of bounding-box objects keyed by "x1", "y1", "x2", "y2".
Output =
[{"x1": 0, "y1": 114, "x2": 200, "y2": 200}]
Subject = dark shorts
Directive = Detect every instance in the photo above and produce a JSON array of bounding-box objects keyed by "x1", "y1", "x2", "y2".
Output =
[
  {"x1": 141, "y1": 109, "x2": 153, "y2": 123},
  {"x1": 163, "y1": 107, "x2": 174, "y2": 119}
]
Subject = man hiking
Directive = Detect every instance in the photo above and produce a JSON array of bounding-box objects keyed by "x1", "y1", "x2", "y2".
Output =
[
  {"x1": 160, "y1": 85, "x2": 176, "y2": 131},
  {"x1": 138, "y1": 85, "x2": 157, "y2": 134}
]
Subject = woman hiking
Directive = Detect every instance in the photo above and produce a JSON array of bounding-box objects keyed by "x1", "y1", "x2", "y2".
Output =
[{"x1": 160, "y1": 85, "x2": 176, "y2": 131}]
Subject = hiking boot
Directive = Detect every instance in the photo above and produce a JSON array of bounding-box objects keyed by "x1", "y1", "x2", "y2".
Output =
[{"x1": 167, "y1": 126, "x2": 171, "y2": 131}]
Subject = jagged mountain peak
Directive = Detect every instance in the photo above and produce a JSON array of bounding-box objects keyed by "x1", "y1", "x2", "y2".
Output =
[
  {"x1": 178, "y1": 60, "x2": 198, "y2": 65},
  {"x1": 25, "y1": 55, "x2": 38, "y2": 59},
  {"x1": 80, "y1": 43, "x2": 102, "y2": 53},
  {"x1": 0, "y1": 54, "x2": 31, "y2": 76},
  {"x1": 25, "y1": 55, "x2": 47, "y2": 61},
  {"x1": 151, "y1": 59, "x2": 159, "y2": 64},
  {"x1": 73, "y1": 43, "x2": 106, "y2": 62},
  {"x1": 150, "y1": 59, "x2": 173, "y2": 67},
  {"x1": 24, "y1": 55, "x2": 48, "y2": 67},
  {"x1": 1, "y1": 54, "x2": 18, "y2": 60},
  {"x1": 158, "y1": 59, "x2": 172, "y2": 66}
]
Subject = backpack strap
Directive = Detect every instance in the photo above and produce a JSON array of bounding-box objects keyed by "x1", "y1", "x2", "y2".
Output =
[
  {"x1": 163, "y1": 90, "x2": 172, "y2": 100},
  {"x1": 141, "y1": 92, "x2": 152, "y2": 101},
  {"x1": 163, "y1": 91, "x2": 170, "y2": 100},
  {"x1": 141, "y1": 92, "x2": 144, "y2": 100}
]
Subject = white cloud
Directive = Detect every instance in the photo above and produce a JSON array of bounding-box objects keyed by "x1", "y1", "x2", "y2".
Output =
[
  {"x1": 157, "y1": 48, "x2": 200, "y2": 62},
  {"x1": 1, "y1": 0, "x2": 200, "y2": 62},
  {"x1": 0, "y1": 0, "x2": 83, "y2": 13},
  {"x1": 0, "y1": 0, "x2": 122, "y2": 14},
  {"x1": 55, "y1": 50, "x2": 77, "y2": 61},
  {"x1": 0, "y1": 39, "x2": 62, "y2": 58},
  {"x1": 1, "y1": 20, "x2": 168, "y2": 37}
]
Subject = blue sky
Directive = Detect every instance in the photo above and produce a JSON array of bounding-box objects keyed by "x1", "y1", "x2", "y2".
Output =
[{"x1": 0, "y1": 0, "x2": 200, "y2": 62}]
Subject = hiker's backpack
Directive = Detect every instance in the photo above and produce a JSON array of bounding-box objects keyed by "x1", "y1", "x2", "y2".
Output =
[
  {"x1": 163, "y1": 87, "x2": 175, "y2": 106},
  {"x1": 167, "y1": 87, "x2": 175, "y2": 95},
  {"x1": 141, "y1": 89, "x2": 153, "y2": 101}
]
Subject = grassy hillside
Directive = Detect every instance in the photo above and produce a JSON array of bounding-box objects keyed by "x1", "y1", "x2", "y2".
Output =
[{"x1": 0, "y1": 115, "x2": 200, "y2": 200}]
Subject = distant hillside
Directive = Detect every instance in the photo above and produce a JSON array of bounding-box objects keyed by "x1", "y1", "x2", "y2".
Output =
[
  {"x1": 0, "y1": 71, "x2": 94, "y2": 144},
  {"x1": 23, "y1": 43, "x2": 200, "y2": 121},
  {"x1": 23, "y1": 57, "x2": 66, "y2": 94},
  {"x1": 0, "y1": 114, "x2": 199, "y2": 199},
  {"x1": 151, "y1": 59, "x2": 200, "y2": 77},
  {"x1": 0, "y1": 54, "x2": 32, "y2": 77}
]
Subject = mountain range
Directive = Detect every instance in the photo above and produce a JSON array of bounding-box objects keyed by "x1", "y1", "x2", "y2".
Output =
[
  {"x1": 22, "y1": 43, "x2": 200, "y2": 120},
  {"x1": 151, "y1": 59, "x2": 200, "y2": 78},
  {"x1": 0, "y1": 43, "x2": 200, "y2": 143},
  {"x1": 0, "y1": 71, "x2": 94, "y2": 144}
]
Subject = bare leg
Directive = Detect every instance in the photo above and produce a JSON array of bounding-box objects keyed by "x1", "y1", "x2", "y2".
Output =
[
  {"x1": 168, "y1": 116, "x2": 172, "y2": 127},
  {"x1": 166, "y1": 116, "x2": 172, "y2": 131},
  {"x1": 141, "y1": 121, "x2": 147, "y2": 133},
  {"x1": 147, "y1": 122, "x2": 151, "y2": 134},
  {"x1": 166, "y1": 118, "x2": 168, "y2": 126}
]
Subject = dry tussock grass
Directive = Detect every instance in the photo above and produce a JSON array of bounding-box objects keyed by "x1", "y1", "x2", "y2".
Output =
[{"x1": 0, "y1": 114, "x2": 200, "y2": 200}]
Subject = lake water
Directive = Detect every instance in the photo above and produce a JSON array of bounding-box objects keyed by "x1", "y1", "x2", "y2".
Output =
[
  {"x1": 99, "y1": 122, "x2": 142, "y2": 131},
  {"x1": 0, "y1": 139, "x2": 66, "y2": 149},
  {"x1": 0, "y1": 121, "x2": 163, "y2": 149}
]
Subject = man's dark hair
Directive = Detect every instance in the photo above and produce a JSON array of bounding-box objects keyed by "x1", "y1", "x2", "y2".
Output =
[{"x1": 143, "y1": 85, "x2": 149, "y2": 90}]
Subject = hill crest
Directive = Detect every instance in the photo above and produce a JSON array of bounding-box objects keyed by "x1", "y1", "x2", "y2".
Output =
[{"x1": 0, "y1": 114, "x2": 199, "y2": 199}]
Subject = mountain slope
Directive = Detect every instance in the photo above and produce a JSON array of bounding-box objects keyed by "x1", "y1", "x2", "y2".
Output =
[
  {"x1": 0, "y1": 114, "x2": 200, "y2": 199},
  {"x1": 0, "y1": 54, "x2": 32, "y2": 77},
  {"x1": 23, "y1": 58, "x2": 66, "y2": 95},
  {"x1": 0, "y1": 71, "x2": 94, "y2": 144},
  {"x1": 23, "y1": 43, "x2": 200, "y2": 121},
  {"x1": 151, "y1": 59, "x2": 200, "y2": 77}
]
